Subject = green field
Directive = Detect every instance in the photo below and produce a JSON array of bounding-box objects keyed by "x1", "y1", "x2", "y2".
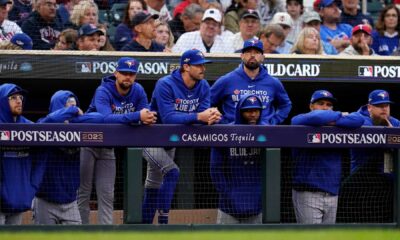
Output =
[{"x1": 1, "y1": 230, "x2": 400, "y2": 240}]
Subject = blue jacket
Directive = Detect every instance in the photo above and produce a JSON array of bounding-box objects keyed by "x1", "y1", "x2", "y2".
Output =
[
  {"x1": 8, "y1": 0, "x2": 32, "y2": 26},
  {"x1": 210, "y1": 95, "x2": 265, "y2": 217},
  {"x1": 371, "y1": 31, "x2": 400, "y2": 56},
  {"x1": 0, "y1": 83, "x2": 46, "y2": 213},
  {"x1": 36, "y1": 90, "x2": 103, "y2": 204},
  {"x1": 350, "y1": 105, "x2": 400, "y2": 174},
  {"x1": 21, "y1": 11, "x2": 64, "y2": 50},
  {"x1": 211, "y1": 63, "x2": 292, "y2": 124},
  {"x1": 87, "y1": 75, "x2": 149, "y2": 123},
  {"x1": 291, "y1": 110, "x2": 364, "y2": 195},
  {"x1": 150, "y1": 69, "x2": 211, "y2": 124},
  {"x1": 114, "y1": 23, "x2": 134, "y2": 51},
  {"x1": 120, "y1": 40, "x2": 165, "y2": 52}
]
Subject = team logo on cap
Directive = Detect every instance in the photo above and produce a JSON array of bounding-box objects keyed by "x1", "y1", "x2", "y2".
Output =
[
  {"x1": 249, "y1": 39, "x2": 260, "y2": 46},
  {"x1": 377, "y1": 91, "x2": 388, "y2": 99},
  {"x1": 183, "y1": 58, "x2": 191, "y2": 63},
  {"x1": 124, "y1": 59, "x2": 136, "y2": 68},
  {"x1": 247, "y1": 96, "x2": 257, "y2": 104},
  {"x1": 321, "y1": 91, "x2": 331, "y2": 97}
]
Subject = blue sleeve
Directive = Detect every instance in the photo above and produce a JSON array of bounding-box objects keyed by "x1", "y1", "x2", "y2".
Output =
[
  {"x1": 335, "y1": 112, "x2": 364, "y2": 128},
  {"x1": 156, "y1": 81, "x2": 198, "y2": 124},
  {"x1": 30, "y1": 148, "x2": 47, "y2": 191},
  {"x1": 197, "y1": 81, "x2": 211, "y2": 112},
  {"x1": 95, "y1": 87, "x2": 143, "y2": 124},
  {"x1": 210, "y1": 77, "x2": 226, "y2": 107},
  {"x1": 37, "y1": 106, "x2": 80, "y2": 123},
  {"x1": 270, "y1": 80, "x2": 292, "y2": 125},
  {"x1": 210, "y1": 148, "x2": 229, "y2": 194},
  {"x1": 291, "y1": 110, "x2": 342, "y2": 126},
  {"x1": 114, "y1": 25, "x2": 132, "y2": 51},
  {"x1": 70, "y1": 112, "x2": 105, "y2": 123}
]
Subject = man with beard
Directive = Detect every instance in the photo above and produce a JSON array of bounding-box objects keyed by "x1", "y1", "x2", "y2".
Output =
[
  {"x1": 340, "y1": 24, "x2": 376, "y2": 56},
  {"x1": 142, "y1": 49, "x2": 221, "y2": 224},
  {"x1": 211, "y1": 38, "x2": 292, "y2": 124},
  {"x1": 79, "y1": 57, "x2": 157, "y2": 224}
]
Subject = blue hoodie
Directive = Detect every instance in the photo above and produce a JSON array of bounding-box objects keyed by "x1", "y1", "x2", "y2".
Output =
[
  {"x1": 350, "y1": 105, "x2": 400, "y2": 174},
  {"x1": 210, "y1": 95, "x2": 264, "y2": 218},
  {"x1": 291, "y1": 110, "x2": 364, "y2": 195},
  {"x1": 36, "y1": 90, "x2": 103, "y2": 204},
  {"x1": 210, "y1": 63, "x2": 292, "y2": 124},
  {"x1": 150, "y1": 69, "x2": 211, "y2": 124},
  {"x1": 0, "y1": 83, "x2": 46, "y2": 213},
  {"x1": 87, "y1": 75, "x2": 149, "y2": 123}
]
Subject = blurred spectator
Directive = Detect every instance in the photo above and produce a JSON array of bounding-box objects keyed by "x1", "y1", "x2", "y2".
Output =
[
  {"x1": 257, "y1": 24, "x2": 285, "y2": 53},
  {"x1": 52, "y1": 27, "x2": 77, "y2": 50},
  {"x1": 173, "y1": 8, "x2": 234, "y2": 53},
  {"x1": 73, "y1": 23, "x2": 103, "y2": 50},
  {"x1": 291, "y1": 27, "x2": 323, "y2": 54},
  {"x1": 340, "y1": 24, "x2": 376, "y2": 55},
  {"x1": 302, "y1": 10, "x2": 337, "y2": 55},
  {"x1": 168, "y1": 3, "x2": 203, "y2": 43},
  {"x1": 258, "y1": 0, "x2": 285, "y2": 27},
  {"x1": 0, "y1": 0, "x2": 23, "y2": 41},
  {"x1": 21, "y1": 0, "x2": 65, "y2": 49},
  {"x1": 114, "y1": 0, "x2": 146, "y2": 50},
  {"x1": 145, "y1": 0, "x2": 171, "y2": 22},
  {"x1": 0, "y1": 32, "x2": 32, "y2": 49},
  {"x1": 68, "y1": 0, "x2": 99, "y2": 29},
  {"x1": 173, "y1": 0, "x2": 194, "y2": 18},
  {"x1": 340, "y1": 0, "x2": 373, "y2": 27},
  {"x1": 319, "y1": 0, "x2": 352, "y2": 53},
  {"x1": 224, "y1": 0, "x2": 257, "y2": 33},
  {"x1": 97, "y1": 23, "x2": 114, "y2": 50},
  {"x1": 121, "y1": 11, "x2": 164, "y2": 51},
  {"x1": 270, "y1": 12, "x2": 293, "y2": 53},
  {"x1": 205, "y1": 1, "x2": 234, "y2": 40},
  {"x1": 155, "y1": 20, "x2": 173, "y2": 50},
  {"x1": 8, "y1": 0, "x2": 32, "y2": 26},
  {"x1": 286, "y1": 0, "x2": 303, "y2": 44},
  {"x1": 228, "y1": 9, "x2": 260, "y2": 52},
  {"x1": 372, "y1": 4, "x2": 400, "y2": 56},
  {"x1": 57, "y1": 0, "x2": 80, "y2": 26}
]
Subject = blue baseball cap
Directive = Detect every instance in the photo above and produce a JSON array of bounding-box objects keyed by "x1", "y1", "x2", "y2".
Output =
[
  {"x1": 10, "y1": 33, "x2": 33, "y2": 50},
  {"x1": 0, "y1": 0, "x2": 11, "y2": 5},
  {"x1": 368, "y1": 89, "x2": 393, "y2": 105},
  {"x1": 242, "y1": 38, "x2": 264, "y2": 53},
  {"x1": 116, "y1": 57, "x2": 138, "y2": 73},
  {"x1": 241, "y1": 95, "x2": 263, "y2": 110},
  {"x1": 319, "y1": 0, "x2": 336, "y2": 8},
  {"x1": 78, "y1": 24, "x2": 104, "y2": 38},
  {"x1": 180, "y1": 49, "x2": 211, "y2": 66},
  {"x1": 310, "y1": 90, "x2": 336, "y2": 103},
  {"x1": 131, "y1": 11, "x2": 159, "y2": 27}
]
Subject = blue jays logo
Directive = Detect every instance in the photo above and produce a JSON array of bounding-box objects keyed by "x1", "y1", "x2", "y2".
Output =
[
  {"x1": 321, "y1": 91, "x2": 331, "y2": 97},
  {"x1": 249, "y1": 39, "x2": 259, "y2": 46},
  {"x1": 247, "y1": 96, "x2": 257, "y2": 104},
  {"x1": 378, "y1": 91, "x2": 388, "y2": 99},
  {"x1": 124, "y1": 60, "x2": 136, "y2": 68},
  {"x1": 184, "y1": 58, "x2": 191, "y2": 63}
]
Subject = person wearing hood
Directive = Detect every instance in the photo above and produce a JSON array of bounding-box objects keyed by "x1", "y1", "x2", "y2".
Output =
[
  {"x1": 346, "y1": 90, "x2": 399, "y2": 222},
  {"x1": 79, "y1": 57, "x2": 157, "y2": 225},
  {"x1": 291, "y1": 90, "x2": 364, "y2": 224},
  {"x1": 211, "y1": 38, "x2": 292, "y2": 124},
  {"x1": 142, "y1": 49, "x2": 221, "y2": 224},
  {"x1": 210, "y1": 94, "x2": 265, "y2": 224},
  {"x1": 33, "y1": 90, "x2": 104, "y2": 224},
  {"x1": 0, "y1": 83, "x2": 46, "y2": 224}
]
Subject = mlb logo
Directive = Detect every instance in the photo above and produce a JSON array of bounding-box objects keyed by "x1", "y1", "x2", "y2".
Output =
[
  {"x1": 307, "y1": 133, "x2": 321, "y2": 143},
  {"x1": 76, "y1": 62, "x2": 92, "y2": 73},
  {"x1": 358, "y1": 66, "x2": 373, "y2": 77},
  {"x1": 0, "y1": 131, "x2": 10, "y2": 141}
]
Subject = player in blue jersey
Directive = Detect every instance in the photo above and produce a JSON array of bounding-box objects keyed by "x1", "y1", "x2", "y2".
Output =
[
  {"x1": 291, "y1": 90, "x2": 363, "y2": 224},
  {"x1": 211, "y1": 94, "x2": 265, "y2": 224},
  {"x1": 34, "y1": 90, "x2": 104, "y2": 224},
  {"x1": 79, "y1": 57, "x2": 157, "y2": 224},
  {"x1": 211, "y1": 38, "x2": 292, "y2": 124},
  {"x1": 0, "y1": 83, "x2": 46, "y2": 225},
  {"x1": 142, "y1": 49, "x2": 221, "y2": 224}
]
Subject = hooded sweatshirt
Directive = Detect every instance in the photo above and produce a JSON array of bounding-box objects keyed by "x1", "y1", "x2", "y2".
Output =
[
  {"x1": 0, "y1": 83, "x2": 46, "y2": 213},
  {"x1": 87, "y1": 75, "x2": 149, "y2": 123},
  {"x1": 291, "y1": 109, "x2": 364, "y2": 195},
  {"x1": 36, "y1": 90, "x2": 103, "y2": 204},
  {"x1": 150, "y1": 69, "x2": 211, "y2": 124},
  {"x1": 211, "y1": 63, "x2": 292, "y2": 124},
  {"x1": 350, "y1": 105, "x2": 400, "y2": 174},
  {"x1": 210, "y1": 95, "x2": 264, "y2": 218}
]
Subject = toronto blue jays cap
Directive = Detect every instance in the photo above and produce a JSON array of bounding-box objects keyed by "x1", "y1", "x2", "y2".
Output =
[
  {"x1": 10, "y1": 33, "x2": 33, "y2": 50},
  {"x1": 132, "y1": 11, "x2": 159, "y2": 27},
  {"x1": 368, "y1": 89, "x2": 393, "y2": 105},
  {"x1": 310, "y1": 90, "x2": 337, "y2": 103},
  {"x1": 242, "y1": 38, "x2": 264, "y2": 53},
  {"x1": 241, "y1": 95, "x2": 263, "y2": 110},
  {"x1": 116, "y1": 57, "x2": 138, "y2": 73},
  {"x1": 78, "y1": 24, "x2": 104, "y2": 38},
  {"x1": 180, "y1": 49, "x2": 211, "y2": 66}
]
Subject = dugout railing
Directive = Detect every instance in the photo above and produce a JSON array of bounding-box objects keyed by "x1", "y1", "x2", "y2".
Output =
[{"x1": 0, "y1": 123, "x2": 399, "y2": 228}]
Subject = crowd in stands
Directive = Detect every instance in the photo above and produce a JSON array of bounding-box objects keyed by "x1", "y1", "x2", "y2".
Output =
[{"x1": 0, "y1": 0, "x2": 399, "y2": 55}]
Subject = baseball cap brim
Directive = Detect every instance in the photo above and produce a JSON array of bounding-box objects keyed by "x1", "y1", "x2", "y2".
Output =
[
  {"x1": 8, "y1": 89, "x2": 28, "y2": 97},
  {"x1": 116, "y1": 68, "x2": 137, "y2": 73},
  {"x1": 187, "y1": 59, "x2": 212, "y2": 65},
  {"x1": 311, "y1": 97, "x2": 337, "y2": 104},
  {"x1": 370, "y1": 100, "x2": 393, "y2": 105},
  {"x1": 242, "y1": 46, "x2": 263, "y2": 53}
]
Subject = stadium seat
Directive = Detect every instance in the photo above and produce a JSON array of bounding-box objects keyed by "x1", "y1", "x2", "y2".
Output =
[
  {"x1": 367, "y1": 0, "x2": 384, "y2": 22},
  {"x1": 99, "y1": 9, "x2": 112, "y2": 25},
  {"x1": 110, "y1": 3, "x2": 127, "y2": 26}
]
